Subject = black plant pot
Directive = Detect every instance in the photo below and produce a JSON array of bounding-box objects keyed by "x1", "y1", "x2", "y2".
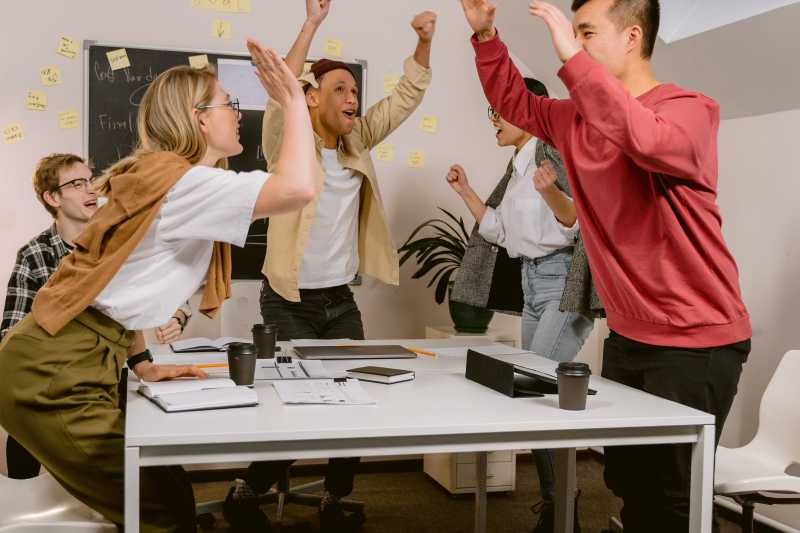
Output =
[{"x1": 448, "y1": 284, "x2": 494, "y2": 334}]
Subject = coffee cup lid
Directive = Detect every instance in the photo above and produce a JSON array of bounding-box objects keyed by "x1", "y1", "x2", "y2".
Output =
[
  {"x1": 252, "y1": 323, "x2": 276, "y2": 331},
  {"x1": 556, "y1": 361, "x2": 591, "y2": 376},
  {"x1": 227, "y1": 342, "x2": 257, "y2": 355}
]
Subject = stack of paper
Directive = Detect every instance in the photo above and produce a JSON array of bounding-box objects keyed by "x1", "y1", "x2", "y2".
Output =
[{"x1": 272, "y1": 379, "x2": 375, "y2": 405}]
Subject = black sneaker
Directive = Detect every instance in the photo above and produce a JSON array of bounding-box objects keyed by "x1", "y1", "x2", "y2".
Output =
[
  {"x1": 222, "y1": 487, "x2": 273, "y2": 532},
  {"x1": 319, "y1": 500, "x2": 364, "y2": 533},
  {"x1": 530, "y1": 494, "x2": 581, "y2": 533}
]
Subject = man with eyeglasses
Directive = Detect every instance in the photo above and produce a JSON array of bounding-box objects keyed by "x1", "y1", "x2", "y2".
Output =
[{"x1": 0, "y1": 153, "x2": 191, "y2": 479}]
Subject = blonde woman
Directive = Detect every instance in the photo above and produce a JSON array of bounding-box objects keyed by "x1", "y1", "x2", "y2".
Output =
[{"x1": 0, "y1": 39, "x2": 315, "y2": 532}]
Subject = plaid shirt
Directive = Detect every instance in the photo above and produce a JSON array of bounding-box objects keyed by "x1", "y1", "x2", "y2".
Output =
[{"x1": 1, "y1": 225, "x2": 72, "y2": 340}]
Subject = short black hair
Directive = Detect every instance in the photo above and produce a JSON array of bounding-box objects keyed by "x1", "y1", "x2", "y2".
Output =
[
  {"x1": 571, "y1": 0, "x2": 660, "y2": 59},
  {"x1": 524, "y1": 77, "x2": 549, "y2": 98}
]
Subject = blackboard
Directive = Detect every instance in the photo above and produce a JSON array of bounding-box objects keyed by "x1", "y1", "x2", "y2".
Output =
[{"x1": 84, "y1": 42, "x2": 366, "y2": 279}]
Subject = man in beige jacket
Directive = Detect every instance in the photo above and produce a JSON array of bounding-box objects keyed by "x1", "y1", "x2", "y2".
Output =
[{"x1": 223, "y1": 1, "x2": 436, "y2": 531}]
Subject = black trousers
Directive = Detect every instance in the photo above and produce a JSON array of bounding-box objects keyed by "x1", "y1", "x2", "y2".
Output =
[
  {"x1": 601, "y1": 331, "x2": 750, "y2": 533},
  {"x1": 243, "y1": 279, "x2": 364, "y2": 497},
  {"x1": 6, "y1": 434, "x2": 40, "y2": 479}
]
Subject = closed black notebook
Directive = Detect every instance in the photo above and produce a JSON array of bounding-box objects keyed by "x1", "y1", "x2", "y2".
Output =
[{"x1": 346, "y1": 366, "x2": 415, "y2": 384}]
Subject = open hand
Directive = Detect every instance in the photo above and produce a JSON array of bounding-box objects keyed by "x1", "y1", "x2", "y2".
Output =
[
  {"x1": 529, "y1": 1, "x2": 581, "y2": 63},
  {"x1": 459, "y1": 0, "x2": 497, "y2": 40},
  {"x1": 154, "y1": 318, "x2": 182, "y2": 344},
  {"x1": 533, "y1": 160, "x2": 558, "y2": 193},
  {"x1": 306, "y1": 0, "x2": 331, "y2": 27},
  {"x1": 135, "y1": 363, "x2": 208, "y2": 382},
  {"x1": 412, "y1": 11, "x2": 437, "y2": 43},
  {"x1": 247, "y1": 39, "x2": 303, "y2": 107},
  {"x1": 446, "y1": 164, "x2": 471, "y2": 195}
]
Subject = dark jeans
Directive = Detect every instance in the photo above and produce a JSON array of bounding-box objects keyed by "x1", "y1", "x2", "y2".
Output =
[
  {"x1": 6, "y1": 434, "x2": 40, "y2": 479},
  {"x1": 243, "y1": 279, "x2": 364, "y2": 497},
  {"x1": 602, "y1": 331, "x2": 750, "y2": 533}
]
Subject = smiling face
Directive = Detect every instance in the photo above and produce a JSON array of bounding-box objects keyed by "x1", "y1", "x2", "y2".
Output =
[
  {"x1": 491, "y1": 113, "x2": 529, "y2": 149},
  {"x1": 306, "y1": 69, "x2": 359, "y2": 139},
  {"x1": 45, "y1": 162, "x2": 97, "y2": 223},
  {"x1": 196, "y1": 81, "x2": 243, "y2": 161},
  {"x1": 573, "y1": 0, "x2": 647, "y2": 78}
]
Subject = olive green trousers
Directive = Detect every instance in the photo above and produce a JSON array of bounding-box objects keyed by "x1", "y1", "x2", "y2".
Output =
[{"x1": 0, "y1": 309, "x2": 196, "y2": 532}]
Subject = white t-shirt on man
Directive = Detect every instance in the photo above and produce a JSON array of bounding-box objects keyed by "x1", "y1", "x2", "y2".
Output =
[{"x1": 298, "y1": 148, "x2": 363, "y2": 289}]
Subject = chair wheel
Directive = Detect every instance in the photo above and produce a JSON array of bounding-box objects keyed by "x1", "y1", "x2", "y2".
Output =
[{"x1": 197, "y1": 512, "x2": 216, "y2": 529}]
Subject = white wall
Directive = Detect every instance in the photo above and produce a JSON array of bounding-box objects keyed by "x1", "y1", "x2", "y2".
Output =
[{"x1": 716, "y1": 109, "x2": 800, "y2": 529}]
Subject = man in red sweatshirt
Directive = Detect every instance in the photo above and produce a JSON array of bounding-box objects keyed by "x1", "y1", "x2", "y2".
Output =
[{"x1": 459, "y1": 0, "x2": 751, "y2": 531}]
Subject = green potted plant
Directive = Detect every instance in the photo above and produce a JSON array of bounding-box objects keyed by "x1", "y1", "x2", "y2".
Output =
[{"x1": 399, "y1": 207, "x2": 493, "y2": 333}]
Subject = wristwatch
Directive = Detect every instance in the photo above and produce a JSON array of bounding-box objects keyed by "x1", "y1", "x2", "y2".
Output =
[
  {"x1": 127, "y1": 349, "x2": 154, "y2": 370},
  {"x1": 172, "y1": 313, "x2": 188, "y2": 332}
]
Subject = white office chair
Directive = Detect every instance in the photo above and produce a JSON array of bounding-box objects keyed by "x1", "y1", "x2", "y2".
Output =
[
  {"x1": 220, "y1": 280, "x2": 263, "y2": 339},
  {"x1": 0, "y1": 472, "x2": 115, "y2": 532},
  {"x1": 715, "y1": 349, "x2": 800, "y2": 533}
]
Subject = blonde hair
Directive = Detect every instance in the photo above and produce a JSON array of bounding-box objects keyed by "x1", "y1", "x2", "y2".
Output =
[
  {"x1": 95, "y1": 65, "x2": 221, "y2": 193},
  {"x1": 32, "y1": 153, "x2": 86, "y2": 217}
]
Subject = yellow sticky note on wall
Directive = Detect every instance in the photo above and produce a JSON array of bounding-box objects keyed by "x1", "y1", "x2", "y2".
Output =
[
  {"x1": 57, "y1": 37, "x2": 78, "y2": 59},
  {"x1": 375, "y1": 143, "x2": 395, "y2": 162},
  {"x1": 237, "y1": 0, "x2": 252, "y2": 13},
  {"x1": 189, "y1": 55, "x2": 209, "y2": 69},
  {"x1": 407, "y1": 151, "x2": 425, "y2": 168},
  {"x1": 26, "y1": 90, "x2": 48, "y2": 111},
  {"x1": 3, "y1": 123, "x2": 24, "y2": 144},
  {"x1": 383, "y1": 74, "x2": 400, "y2": 95},
  {"x1": 212, "y1": 20, "x2": 233, "y2": 39},
  {"x1": 324, "y1": 38, "x2": 343, "y2": 58},
  {"x1": 40, "y1": 66, "x2": 62, "y2": 86},
  {"x1": 58, "y1": 110, "x2": 79, "y2": 129},
  {"x1": 106, "y1": 49, "x2": 131, "y2": 71},
  {"x1": 421, "y1": 115, "x2": 438, "y2": 134}
]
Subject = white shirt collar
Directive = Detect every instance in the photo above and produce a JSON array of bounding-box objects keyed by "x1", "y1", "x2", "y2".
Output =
[{"x1": 513, "y1": 137, "x2": 538, "y2": 177}]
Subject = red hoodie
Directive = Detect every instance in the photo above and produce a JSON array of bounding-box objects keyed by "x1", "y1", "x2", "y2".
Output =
[{"x1": 473, "y1": 34, "x2": 751, "y2": 348}]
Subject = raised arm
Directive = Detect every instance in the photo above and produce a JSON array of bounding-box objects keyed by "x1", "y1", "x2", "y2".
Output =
[
  {"x1": 356, "y1": 11, "x2": 435, "y2": 149},
  {"x1": 248, "y1": 40, "x2": 316, "y2": 219},
  {"x1": 284, "y1": 0, "x2": 331, "y2": 77}
]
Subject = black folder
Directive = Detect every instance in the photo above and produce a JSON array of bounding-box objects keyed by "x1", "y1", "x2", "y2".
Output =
[{"x1": 465, "y1": 349, "x2": 596, "y2": 398}]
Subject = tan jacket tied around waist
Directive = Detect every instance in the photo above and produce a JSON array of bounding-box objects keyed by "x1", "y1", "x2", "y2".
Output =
[
  {"x1": 262, "y1": 56, "x2": 432, "y2": 302},
  {"x1": 31, "y1": 152, "x2": 232, "y2": 335}
]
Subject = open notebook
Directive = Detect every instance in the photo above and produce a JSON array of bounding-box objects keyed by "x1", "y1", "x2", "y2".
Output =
[{"x1": 138, "y1": 378, "x2": 258, "y2": 412}]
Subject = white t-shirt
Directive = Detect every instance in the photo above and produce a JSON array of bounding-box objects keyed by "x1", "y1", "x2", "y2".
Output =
[
  {"x1": 92, "y1": 166, "x2": 269, "y2": 330},
  {"x1": 479, "y1": 138, "x2": 577, "y2": 260},
  {"x1": 298, "y1": 149, "x2": 363, "y2": 289}
]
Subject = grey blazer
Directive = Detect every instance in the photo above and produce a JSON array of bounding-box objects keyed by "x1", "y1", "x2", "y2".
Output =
[{"x1": 451, "y1": 141, "x2": 605, "y2": 319}]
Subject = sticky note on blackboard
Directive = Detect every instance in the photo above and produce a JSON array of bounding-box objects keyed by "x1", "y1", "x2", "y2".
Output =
[
  {"x1": 26, "y1": 90, "x2": 48, "y2": 111},
  {"x1": 376, "y1": 143, "x2": 395, "y2": 162},
  {"x1": 106, "y1": 49, "x2": 131, "y2": 71},
  {"x1": 213, "y1": 20, "x2": 233, "y2": 39},
  {"x1": 3, "y1": 123, "x2": 24, "y2": 144},
  {"x1": 58, "y1": 110, "x2": 79, "y2": 129},
  {"x1": 407, "y1": 151, "x2": 425, "y2": 168},
  {"x1": 383, "y1": 74, "x2": 400, "y2": 95},
  {"x1": 189, "y1": 55, "x2": 209, "y2": 69},
  {"x1": 421, "y1": 115, "x2": 438, "y2": 134},
  {"x1": 324, "y1": 38, "x2": 343, "y2": 58},
  {"x1": 57, "y1": 37, "x2": 78, "y2": 59},
  {"x1": 40, "y1": 66, "x2": 62, "y2": 86}
]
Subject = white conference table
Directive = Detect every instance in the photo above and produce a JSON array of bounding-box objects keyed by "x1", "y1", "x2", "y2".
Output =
[{"x1": 125, "y1": 338, "x2": 715, "y2": 533}]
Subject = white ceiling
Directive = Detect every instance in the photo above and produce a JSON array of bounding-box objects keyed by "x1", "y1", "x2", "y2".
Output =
[
  {"x1": 660, "y1": 0, "x2": 800, "y2": 43},
  {"x1": 495, "y1": 0, "x2": 800, "y2": 119}
]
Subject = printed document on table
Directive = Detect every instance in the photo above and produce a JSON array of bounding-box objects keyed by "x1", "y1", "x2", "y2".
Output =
[{"x1": 272, "y1": 379, "x2": 375, "y2": 405}]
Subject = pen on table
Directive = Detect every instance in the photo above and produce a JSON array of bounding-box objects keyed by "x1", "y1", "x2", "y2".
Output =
[
  {"x1": 406, "y1": 346, "x2": 435, "y2": 357},
  {"x1": 195, "y1": 363, "x2": 228, "y2": 369}
]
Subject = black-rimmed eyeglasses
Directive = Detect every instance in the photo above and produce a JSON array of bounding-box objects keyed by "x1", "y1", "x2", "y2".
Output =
[
  {"x1": 196, "y1": 97, "x2": 240, "y2": 115},
  {"x1": 54, "y1": 176, "x2": 97, "y2": 192}
]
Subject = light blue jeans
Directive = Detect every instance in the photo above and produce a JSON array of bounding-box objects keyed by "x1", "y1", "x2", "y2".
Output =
[{"x1": 521, "y1": 249, "x2": 594, "y2": 504}]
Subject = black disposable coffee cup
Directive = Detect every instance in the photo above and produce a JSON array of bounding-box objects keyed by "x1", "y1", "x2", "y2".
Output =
[
  {"x1": 252, "y1": 323, "x2": 278, "y2": 359},
  {"x1": 556, "y1": 362, "x2": 591, "y2": 410},
  {"x1": 227, "y1": 342, "x2": 257, "y2": 387}
]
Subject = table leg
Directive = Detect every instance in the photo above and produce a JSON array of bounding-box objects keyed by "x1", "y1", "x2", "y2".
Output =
[
  {"x1": 125, "y1": 446, "x2": 140, "y2": 533},
  {"x1": 690, "y1": 424, "x2": 715, "y2": 532},
  {"x1": 474, "y1": 451, "x2": 488, "y2": 533},
  {"x1": 554, "y1": 448, "x2": 576, "y2": 533}
]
